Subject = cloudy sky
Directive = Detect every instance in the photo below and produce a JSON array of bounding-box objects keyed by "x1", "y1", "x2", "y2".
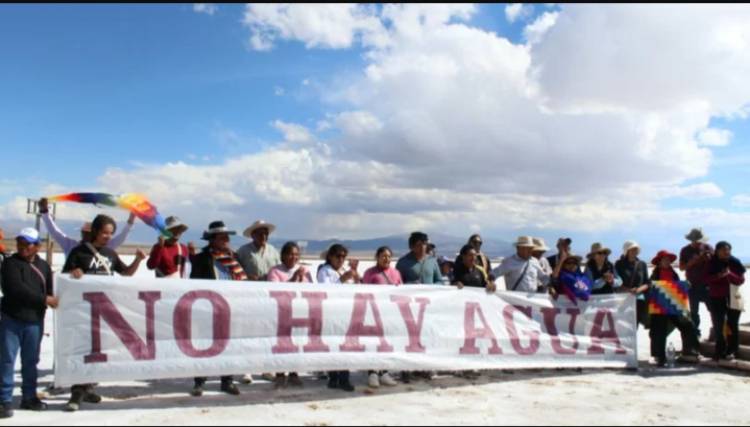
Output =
[{"x1": 2, "y1": 4, "x2": 750, "y2": 257}]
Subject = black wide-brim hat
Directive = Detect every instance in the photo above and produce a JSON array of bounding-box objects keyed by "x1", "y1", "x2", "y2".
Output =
[{"x1": 202, "y1": 221, "x2": 237, "y2": 240}]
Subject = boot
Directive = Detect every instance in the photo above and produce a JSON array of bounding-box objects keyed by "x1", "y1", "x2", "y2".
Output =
[{"x1": 64, "y1": 387, "x2": 85, "y2": 412}]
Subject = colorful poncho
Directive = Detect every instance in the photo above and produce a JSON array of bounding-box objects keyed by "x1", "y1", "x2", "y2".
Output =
[{"x1": 648, "y1": 280, "x2": 690, "y2": 316}]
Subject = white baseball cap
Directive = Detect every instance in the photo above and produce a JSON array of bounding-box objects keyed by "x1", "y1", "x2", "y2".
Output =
[{"x1": 17, "y1": 228, "x2": 40, "y2": 244}]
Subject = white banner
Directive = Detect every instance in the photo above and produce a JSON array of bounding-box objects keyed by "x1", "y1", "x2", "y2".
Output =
[{"x1": 54, "y1": 275, "x2": 638, "y2": 387}]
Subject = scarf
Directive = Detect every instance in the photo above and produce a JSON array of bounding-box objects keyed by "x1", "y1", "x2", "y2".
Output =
[{"x1": 211, "y1": 249, "x2": 247, "y2": 281}]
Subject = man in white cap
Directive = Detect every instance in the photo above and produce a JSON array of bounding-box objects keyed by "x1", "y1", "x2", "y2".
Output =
[
  {"x1": 679, "y1": 227, "x2": 713, "y2": 340},
  {"x1": 237, "y1": 220, "x2": 280, "y2": 282},
  {"x1": 38, "y1": 197, "x2": 135, "y2": 257},
  {"x1": 491, "y1": 236, "x2": 551, "y2": 293},
  {"x1": 615, "y1": 241, "x2": 651, "y2": 328},
  {"x1": 0, "y1": 228, "x2": 59, "y2": 418}
]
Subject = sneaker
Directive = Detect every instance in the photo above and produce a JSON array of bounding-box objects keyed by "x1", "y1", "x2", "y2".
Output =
[
  {"x1": 273, "y1": 374, "x2": 287, "y2": 390},
  {"x1": 64, "y1": 388, "x2": 85, "y2": 412},
  {"x1": 240, "y1": 374, "x2": 254, "y2": 385},
  {"x1": 221, "y1": 381, "x2": 241, "y2": 396},
  {"x1": 380, "y1": 373, "x2": 398, "y2": 387},
  {"x1": 190, "y1": 384, "x2": 204, "y2": 397},
  {"x1": 724, "y1": 354, "x2": 737, "y2": 362},
  {"x1": 20, "y1": 398, "x2": 48, "y2": 411},
  {"x1": 368, "y1": 373, "x2": 381, "y2": 389},
  {"x1": 0, "y1": 403, "x2": 13, "y2": 419},
  {"x1": 287, "y1": 373, "x2": 304, "y2": 388}
]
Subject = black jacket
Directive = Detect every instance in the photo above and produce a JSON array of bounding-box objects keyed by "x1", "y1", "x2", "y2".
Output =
[
  {"x1": 0, "y1": 254, "x2": 53, "y2": 323},
  {"x1": 190, "y1": 247, "x2": 241, "y2": 280}
]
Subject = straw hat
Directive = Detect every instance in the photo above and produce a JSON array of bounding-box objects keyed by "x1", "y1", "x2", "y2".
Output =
[
  {"x1": 243, "y1": 220, "x2": 277, "y2": 239},
  {"x1": 587, "y1": 242, "x2": 612, "y2": 259},
  {"x1": 532, "y1": 238, "x2": 550, "y2": 253},
  {"x1": 513, "y1": 236, "x2": 537, "y2": 248},
  {"x1": 165, "y1": 216, "x2": 188, "y2": 234}
]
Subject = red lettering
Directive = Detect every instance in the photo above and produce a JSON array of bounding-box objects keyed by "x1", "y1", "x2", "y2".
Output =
[
  {"x1": 460, "y1": 302, "x2": 502, "y2": 355},
  {"x1": 541, "y1": 307, "x2": 581, "y2": 355},
  {"x1": 587, "y1": 309, "x2": 627, "y2": 355},
  {"x1": 173, "y1": 291, "x2": 231, "y2": 358},
  {"x1": 83, "y1": 291, "x2": 161, "y2": 364},
  {"x1": 270, "y1": 291, "x2": 330, "y2": 354},
  {"x1": 340, "y1": 293, "x2": 393, "y2": 353},
  {"x1": 503, "y1": 305, "x2": 540, "y2": 355},
  {"x1": 390, "y1": 295, "x2": 430, "y2": 353}
]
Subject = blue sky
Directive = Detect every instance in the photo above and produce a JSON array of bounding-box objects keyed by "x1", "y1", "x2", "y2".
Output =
[{"x1": 2, "y1": 4, "x2": 750, "y2": 258}]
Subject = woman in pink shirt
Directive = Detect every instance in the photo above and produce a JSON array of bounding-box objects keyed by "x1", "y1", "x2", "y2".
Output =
[
  {"x1": 268, "y1": 242, "x2": 312, "y2": 389},
  {"x1": 362, "y1": 246, "x2": 403, "y2": 286},
  {"x1": 361, "y1": 246, "x2": 401, "y2": 389}
]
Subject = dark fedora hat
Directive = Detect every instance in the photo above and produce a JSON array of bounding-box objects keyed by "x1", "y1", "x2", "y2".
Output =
[{"x1": 202, "y1": 221, "x2": 237, "y2": 240}]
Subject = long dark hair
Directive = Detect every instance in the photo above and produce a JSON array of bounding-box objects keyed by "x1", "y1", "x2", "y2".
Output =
[
  {"x1": 90, "y1": 214, "x2": 117, "y2": 243},
  {"x1": 319, "y1": 244, "x2": 348, "y2": 272},
  {"x1": 708, "y1": 241, "x2": 746, "y2": 276},
  {"x1": 375, "y1": 246, "x2": 392, "y2": 258}
]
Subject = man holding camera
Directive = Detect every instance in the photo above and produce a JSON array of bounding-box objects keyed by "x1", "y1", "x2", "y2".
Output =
[{"x1": 679, "y1": 228, "x2": 713, "y2": 342}]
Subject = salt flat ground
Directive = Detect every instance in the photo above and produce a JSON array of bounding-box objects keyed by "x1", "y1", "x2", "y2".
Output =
[{"x1": 1, "y1": 255, "x2": 748, "y2": 426}]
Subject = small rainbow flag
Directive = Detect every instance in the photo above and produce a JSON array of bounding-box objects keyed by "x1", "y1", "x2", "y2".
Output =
[
  {"x1": 48, "y1": 192, "x2": 172, "y2": 238},
  {"x1": 648, "y1": 280, "x2": 690, "y2": 316}
]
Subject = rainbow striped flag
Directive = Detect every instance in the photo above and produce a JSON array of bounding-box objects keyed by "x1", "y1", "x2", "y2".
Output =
[{"x1": 648, "y1": 280, "x2": 690, "y2": 316}]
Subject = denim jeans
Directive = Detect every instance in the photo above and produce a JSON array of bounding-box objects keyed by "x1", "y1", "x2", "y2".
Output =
[{"x1": 0, "y1": 315, "x2": 44, "y2": 403}]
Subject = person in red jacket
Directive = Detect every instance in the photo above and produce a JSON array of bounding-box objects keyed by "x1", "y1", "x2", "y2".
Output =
[
  {"x1": 705, "y1": 241, "x2": 746, "y2": 361},
  {"x1": 146, "y1": 217, "x2": 191, "y2": 279}
]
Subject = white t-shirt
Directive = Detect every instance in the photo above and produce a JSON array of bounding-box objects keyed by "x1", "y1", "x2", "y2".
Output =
[{"x1": 317, "y1": 264, "x2": 353, "y2": 284}]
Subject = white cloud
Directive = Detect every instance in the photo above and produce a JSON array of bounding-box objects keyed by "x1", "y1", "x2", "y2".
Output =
[
  {"x1": 666, "y1": 183, "x2": 724, "y2": 200},
  {"x1": 272, "y1": 120, "x2": 314, "y2": 144},
  {"x1": 193, "y1": 3, "x2": 217, "y2": 16},
  {"x1": 524, "y1": 11, "x2": 558, "y2": 45},
  {"x1": 505, "y1": 3, "x2": 533, "y2": 23},
  {"x1": 273, "y1": 86, "x2": 285, "y2": 96},
  {"x1": 697, "y1": 128, "x2": 733, "y2": 147},
  {"x1": 732, "y1": 194, "x2": 750, "y2": 208}
]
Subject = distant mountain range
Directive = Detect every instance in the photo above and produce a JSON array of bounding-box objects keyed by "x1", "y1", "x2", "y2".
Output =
[{"x1": 270, "y1": 232, "x2": 516, "y2": 259}]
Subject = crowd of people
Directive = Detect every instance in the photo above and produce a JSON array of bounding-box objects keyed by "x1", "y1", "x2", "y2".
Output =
[{"x1": 0, "y1": 197, "x2": 745, "y2": 418}]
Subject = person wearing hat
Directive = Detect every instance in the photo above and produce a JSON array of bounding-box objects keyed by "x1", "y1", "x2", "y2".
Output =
[
  {"x1": 549, "y1": 252, "x2": 592, "y2": 304},
  {"x1": 649, "y1": 250, "x2": 700, "y2": 367},
  {"x1": 532, "y1": 238, "x2": 553, "y2": 293},
  {"x1": 584, "y1": 243, "x2": 622, "y2": 295},
  {"x1": 547, "y1": 237, "x2": 573, "y2": 271},
  {"x1": 237, "y1": 220, "x2": 281, "y2": 282},
  {"x1": 188, "y1": 221, "x2": 245, "y2": 397},
  {"x1": 62, "y1": 214, "x2": 148, "y2": 412},
  {"x1": 146, "y1": 216, "x2": 191, "y2": 279},
  {"x1": 679, "y1": 227, "x2": 713, "y2": 341},
  {"x1": 0, "y1": 228, "x2": 58, "y2": 418},
  {"x1": 438, "y1": 255, "x2": 455, "y2": 286},
  {"x1": 615, "y1": 241, "x2": 651, "y2": 328},
  {"x1": 38, "y1": 197, "x2": 136, "y2": 257},
  {"x1": 705, "y1": 241, "x2": 746, "y2": 361},
  {"x1": 491, "y1": 236, "x2": 551, "y2": 293}
]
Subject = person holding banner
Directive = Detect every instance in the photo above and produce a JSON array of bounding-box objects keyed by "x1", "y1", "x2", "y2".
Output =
[
  {"x1": 396, "y1": 232, "x2": 442, "y2": 285},
  {"x1": 452, "y1": 244, "x2": 489, "y2": 290},
  {"x1": 649, "y1": 250, "x2": 700, "y2": 367},
  {"x1": 238, "y1": 220, "x2": 280, "y2": 282},
  {"x1": 317, "y1": 244, "x2": 358, "y2": 392},
  {"x1": 38, "y1": 198, "x2": 136, "y2": 257},
  {"x1": 491, "y1": 236, "x2": 550, "y2": 293},
  {"x1": 585, "y1": 243, "x2": 622, "y2": 295},
  {"x1": 189, "y1": 221, "x2": 245, "y2": 397},
  {"x1": 146, "y1": 216, "x2": 190, "y2": 279},
  {"x1": 549, "y1": 252, "x2": 592, "y2": 304},
  {"x1": 268, "y1": 241, "x2": 312, "y2": 389},
  {"x1": 0, "y1": 228, "x2": 58, "y2": 419},
  {"x1": 705, "y1": 241, "x2": 746, "y2": 361},
  {"x1": 62, "y1": 214, "x2": 147, "y2": 412},
  {"x1": 361, "y1": 247, "x2": 401, "y2": 389}
]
